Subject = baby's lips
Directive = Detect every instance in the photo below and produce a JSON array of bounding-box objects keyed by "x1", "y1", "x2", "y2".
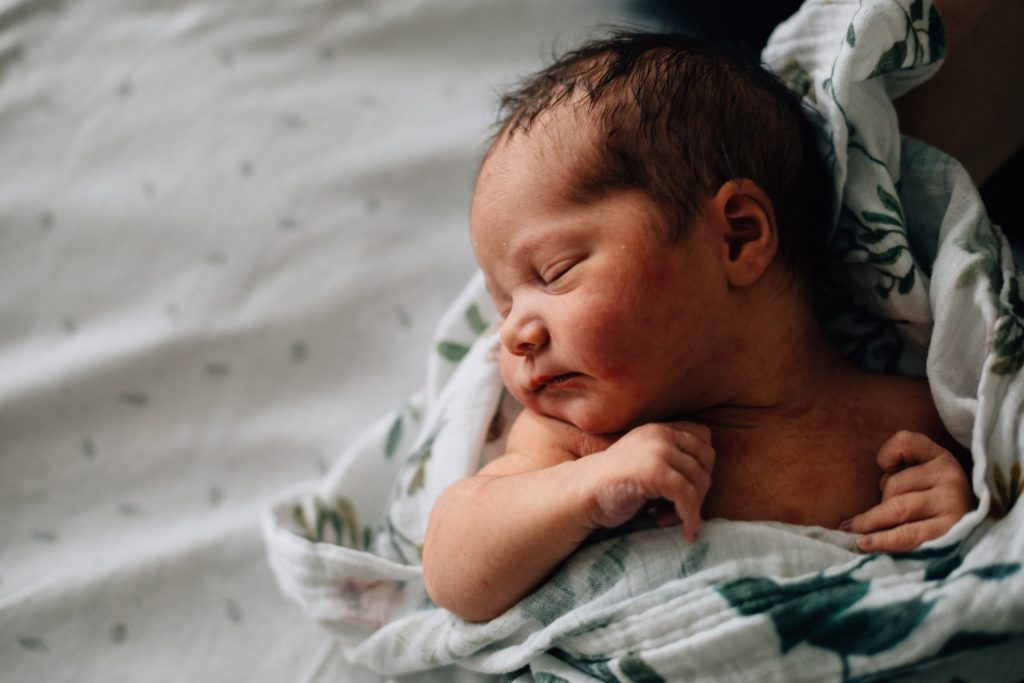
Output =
[
  {"x1": 526, "y1": 374, "x2": 553, "y2": 391},
  {"x1": 527, "y1": 371, "x2": 582, "y2": 392}
]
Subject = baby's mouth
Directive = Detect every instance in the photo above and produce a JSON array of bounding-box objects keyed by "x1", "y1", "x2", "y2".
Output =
[{"x1": 529, "y1": 372, "x2": 582, "y2": 392}]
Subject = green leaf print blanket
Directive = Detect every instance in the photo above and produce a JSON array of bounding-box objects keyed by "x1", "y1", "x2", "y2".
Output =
[{"x1": 264, "y1": 1, "x2": 1024, "y2": 680}]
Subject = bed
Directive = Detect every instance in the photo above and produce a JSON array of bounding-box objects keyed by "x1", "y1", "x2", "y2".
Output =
[{"x1": 0, "y1": 0, "x2": 655, "y2": 680}]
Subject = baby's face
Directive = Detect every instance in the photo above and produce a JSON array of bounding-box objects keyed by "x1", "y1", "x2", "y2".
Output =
[{"x1": 470, "y1": 111, "x2": 732, "y2": 434}]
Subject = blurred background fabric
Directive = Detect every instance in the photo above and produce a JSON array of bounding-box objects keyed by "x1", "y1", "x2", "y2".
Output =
[{"x1": 0, "y1": 0, "x2": 666, "y2": 679}]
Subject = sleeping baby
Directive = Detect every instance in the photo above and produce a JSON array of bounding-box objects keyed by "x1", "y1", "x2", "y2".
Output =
[{"x1": 422, "y1": 32, "x2": 974, "y2": 622}]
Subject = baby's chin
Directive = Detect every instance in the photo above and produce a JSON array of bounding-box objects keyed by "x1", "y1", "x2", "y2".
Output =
[
  {"x1": 504, "y1": 382, "x2": 643, "y2": 435},
  {"x1": 533, "y1": 401, "x2": 636, "y2": 436},
  {"x1": 566, "y1": 414, "x2": 637, "y2": 436}
]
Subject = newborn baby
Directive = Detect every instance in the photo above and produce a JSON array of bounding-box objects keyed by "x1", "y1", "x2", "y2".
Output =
[{"x1": 422, "y1": 31, "x2": 973, "y2": 622}]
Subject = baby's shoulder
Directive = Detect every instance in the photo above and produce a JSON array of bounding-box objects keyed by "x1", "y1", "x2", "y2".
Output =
[{"x1": 845, "y1": 371, "x2": 949, "y2": 443}]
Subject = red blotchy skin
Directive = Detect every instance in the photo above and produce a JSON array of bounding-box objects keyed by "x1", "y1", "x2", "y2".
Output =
[{"x1": 472, "y1": 111, "x2": 736, "y2": 436}]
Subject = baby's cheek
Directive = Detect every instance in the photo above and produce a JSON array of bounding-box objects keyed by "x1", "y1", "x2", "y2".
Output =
[
  {"x1": 498, "y1": 353, "x2": 530, "y2": 407},
  {"x1": 571, "y1": 306, "x2": 641, "y2": 378},
  {"x1": 498, "y1": 350, "x2": 518, "y2": 389}
]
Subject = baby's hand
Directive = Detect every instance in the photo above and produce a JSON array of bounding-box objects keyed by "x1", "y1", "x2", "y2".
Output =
[
  {"x1": 581, "y1": 422, "x2": 714, "y2": 542},
  {"x1": 841, "y1": 431, "x2": 972, "y2": 553}
]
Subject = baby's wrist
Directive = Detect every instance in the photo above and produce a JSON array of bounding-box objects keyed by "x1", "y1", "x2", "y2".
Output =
[
  {"x1": 570, "y1": 455, "x2": 642, "y2": 531},
  {"x1": 563, "y1": 457, "x2": 610, "y2": 533}
]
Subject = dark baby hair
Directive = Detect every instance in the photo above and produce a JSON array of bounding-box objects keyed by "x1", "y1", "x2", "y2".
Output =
[{"x1": 496, "y1": 30, "x2": 833, "y2": 279}]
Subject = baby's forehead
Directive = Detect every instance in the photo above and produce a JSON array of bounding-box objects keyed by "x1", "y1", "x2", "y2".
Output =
[
  {"x1": 497, "y1": 98, "x2": 602, "y2": 155},
  {"x1": 486, "y1": 110, "x2": 607, "y2": 192}
]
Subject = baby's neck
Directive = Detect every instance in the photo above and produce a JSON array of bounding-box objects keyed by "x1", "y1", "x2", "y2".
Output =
[
  {"x1": 690, "y1": 351, "x2": 857, "y2": 429},
  {"x1": 692, "y1": 278, "x2": 858, "y2": 429}
]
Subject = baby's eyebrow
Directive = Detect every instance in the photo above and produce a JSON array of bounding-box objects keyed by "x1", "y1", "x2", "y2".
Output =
[{"x1": 504, "y1": 234, "x2": 544, "y2": 261}]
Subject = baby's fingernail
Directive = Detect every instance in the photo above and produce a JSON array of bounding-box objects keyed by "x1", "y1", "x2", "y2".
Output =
[
  {"x1": 839, "y1": 519, "x2": 853, "y2": 532},
  {"x1": 858, "y1": 536, "x2": 873, "y2": 551}
]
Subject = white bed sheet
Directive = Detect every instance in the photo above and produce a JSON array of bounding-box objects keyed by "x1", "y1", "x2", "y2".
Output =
[{"x1": 0, "y1": 0, "x2": 652, "y2": 679}]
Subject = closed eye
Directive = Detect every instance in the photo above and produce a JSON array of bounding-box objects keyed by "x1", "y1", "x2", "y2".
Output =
[{"x1": 541, "y1": 259, "x2": 578, "y2": 286}]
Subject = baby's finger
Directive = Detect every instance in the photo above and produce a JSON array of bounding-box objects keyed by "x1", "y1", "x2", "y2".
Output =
[
  {"x1": 876, "y1": 431, "x2": 950, "y2": 474},
  {"x1": 857, "y1": 519, "x2": 951, "y2": 553},
  {"x1": 676, "y1": 500, "x2": 703, "y2": 539},
  {"x1": 662, "y1": 448, "x2": 713, "y2": 498},
  {"x1": 658, "y1": 470, "x2": 702, "y2": 542},
  {"x1": 879, "y1": 461, "x2": 942, "y2": 498},
  {"x1": 841, "y1": 492, "x2": 935, "y2": 534},
  {"x1": 671, "y1": 497, "x2": 701, "y2": 542},
  {"x1": 666, "y1": 428, "x2": 715, "y2": 475},
  {"x1": 665, "y1": 421, "x2": 713, "y2": 447}
]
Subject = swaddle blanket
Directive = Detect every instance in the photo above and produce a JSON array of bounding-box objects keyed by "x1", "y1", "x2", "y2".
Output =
[{"x1": 264, "y1": 0, "x2": 1024, "y2": 680}]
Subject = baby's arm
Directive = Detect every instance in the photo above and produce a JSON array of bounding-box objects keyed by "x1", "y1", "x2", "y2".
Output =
[
  {"x1": 422, "y1": 410, "x2": 714, "y2": 622},
  {"x1": 841, "y1": 431, "x2": 973, "y2": 552}
]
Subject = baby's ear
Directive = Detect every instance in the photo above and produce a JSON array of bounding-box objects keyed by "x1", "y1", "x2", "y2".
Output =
[{"x1": 708, "y1": 179, "x2": 778, "y2": 287}]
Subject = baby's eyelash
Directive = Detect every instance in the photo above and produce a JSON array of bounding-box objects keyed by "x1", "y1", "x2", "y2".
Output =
[{"x1": 540, "y1": 260, "x2": 577, "y2": 285}]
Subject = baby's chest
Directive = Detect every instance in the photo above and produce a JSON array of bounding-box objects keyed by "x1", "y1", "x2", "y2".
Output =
[{"x1": 702, "y1": 429, "x2": 883, "y2": 529}]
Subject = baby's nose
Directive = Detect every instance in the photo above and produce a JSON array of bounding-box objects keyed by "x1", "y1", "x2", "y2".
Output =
[{"x1": 501, "y1": 316, "x2": 549, "y2": 356}]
